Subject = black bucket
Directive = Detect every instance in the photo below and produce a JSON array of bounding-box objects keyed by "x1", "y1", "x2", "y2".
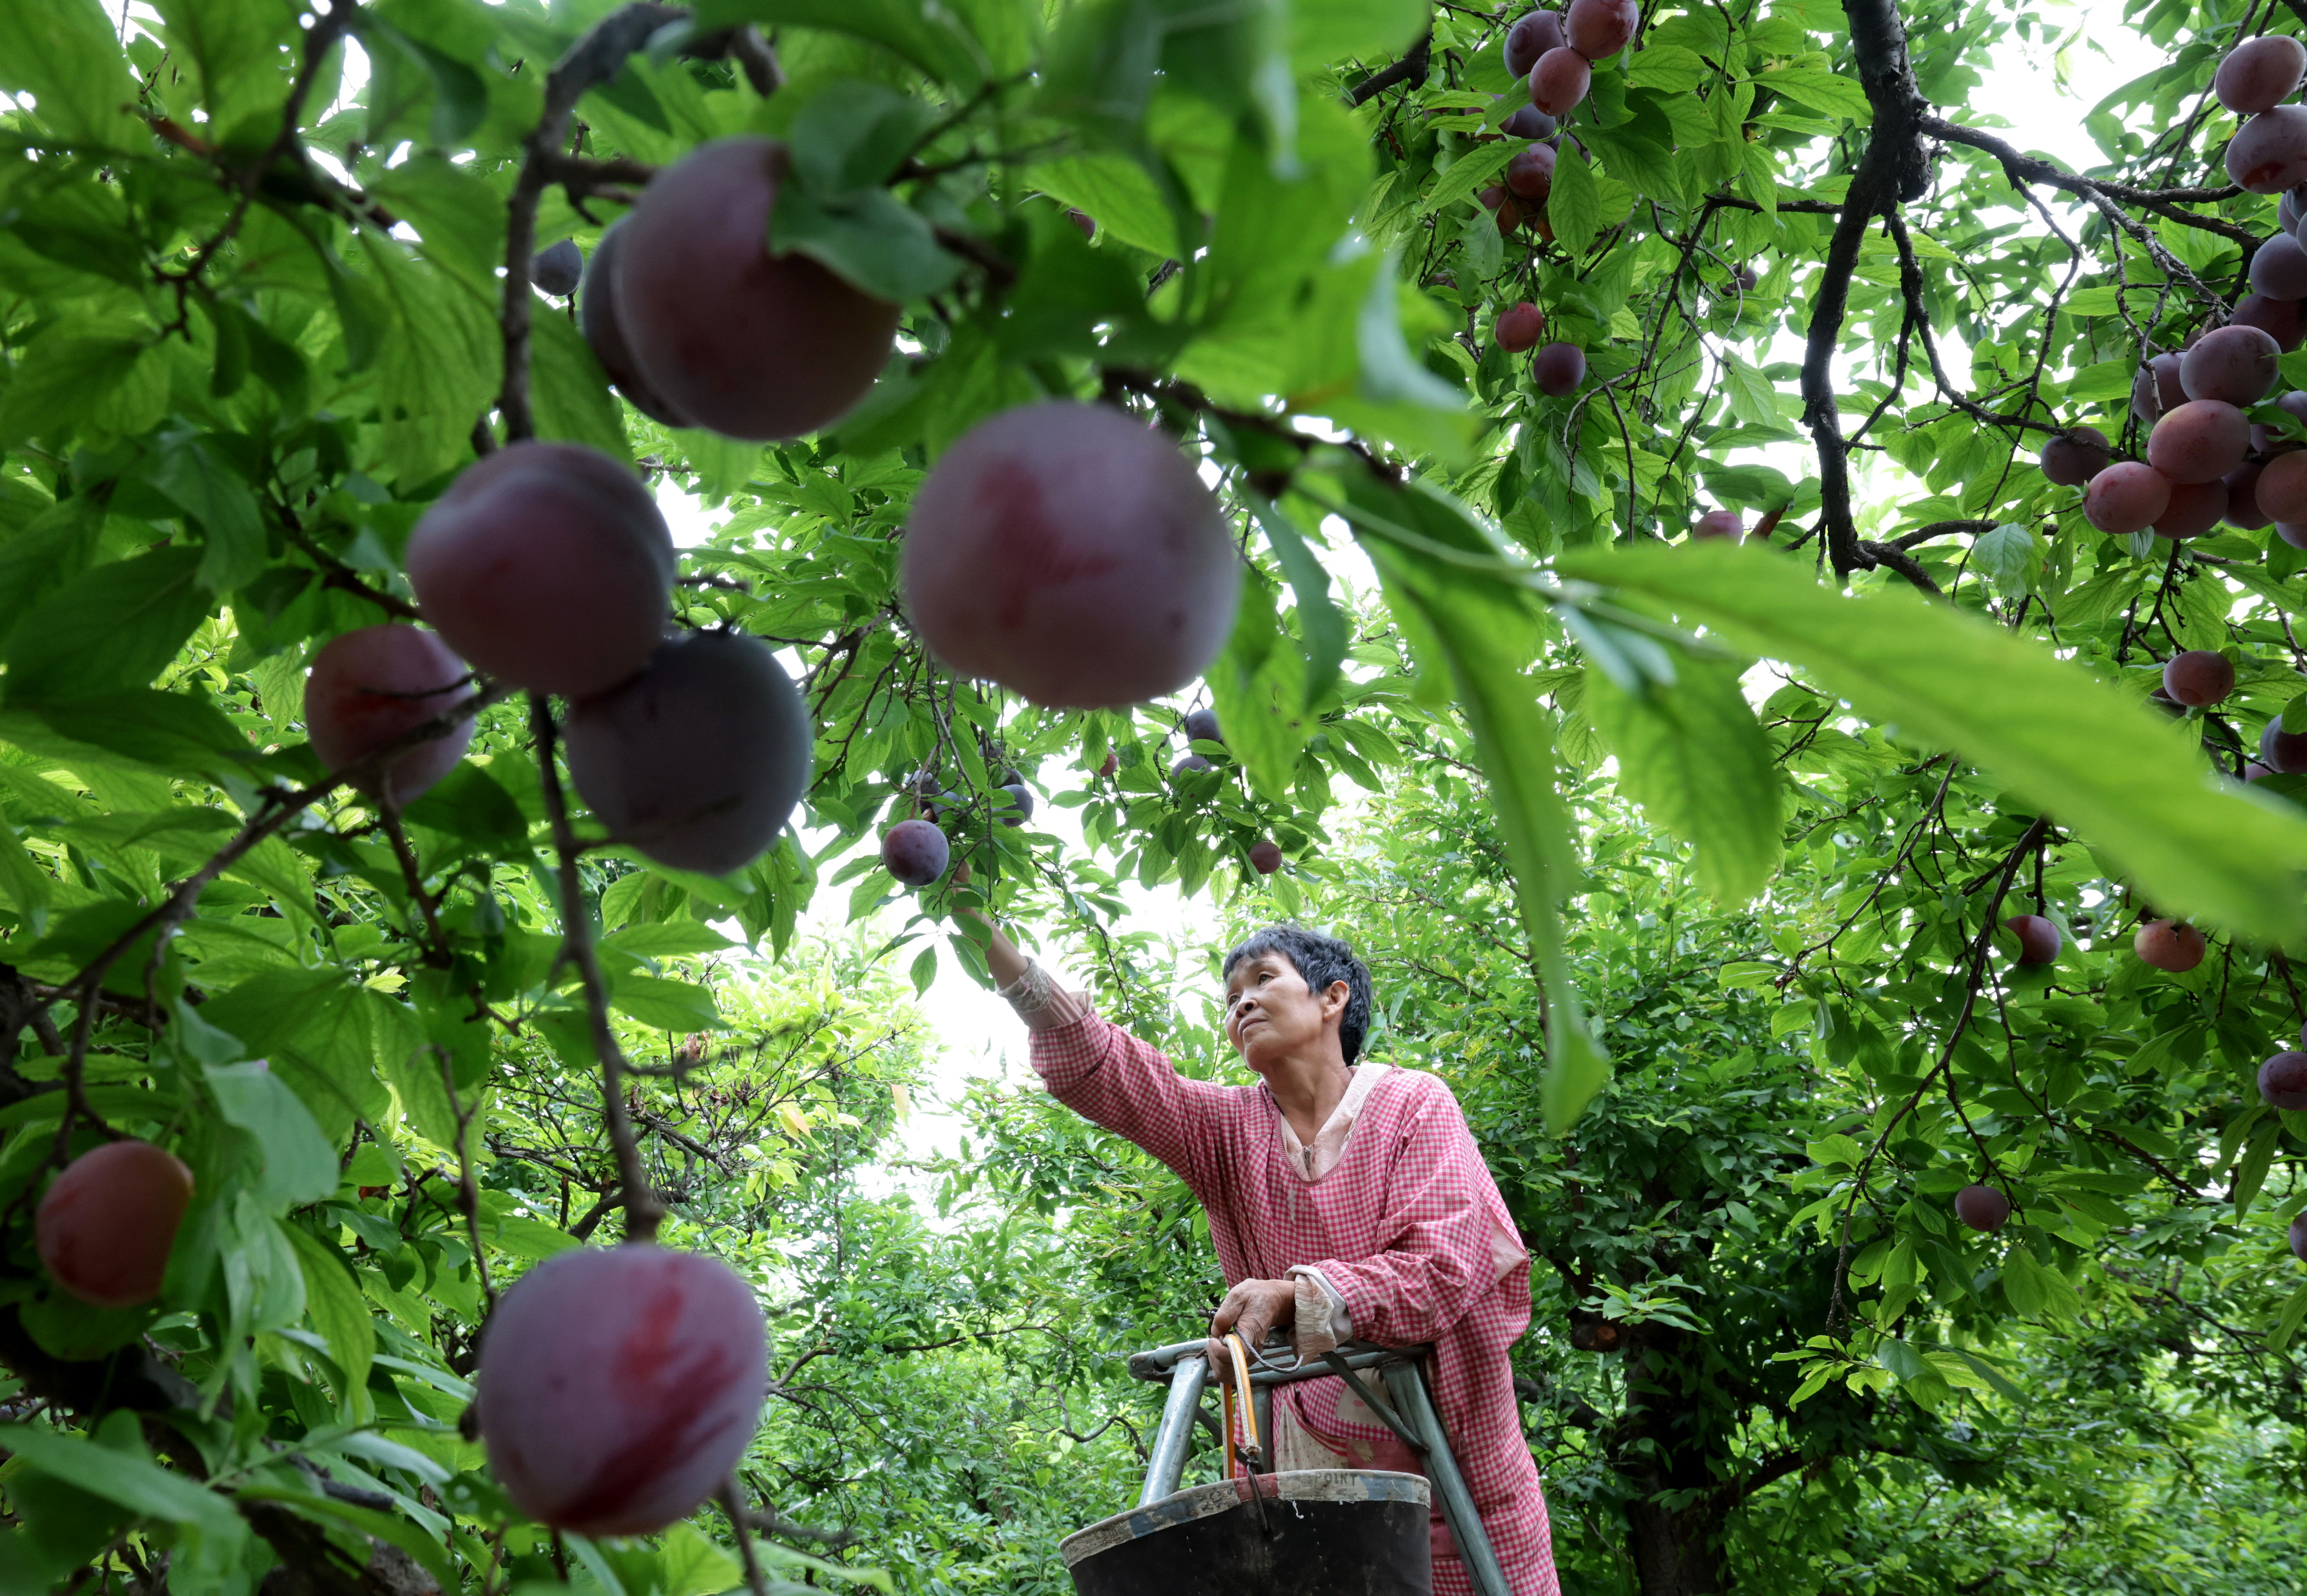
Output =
[{"x1": 1061, "y1": 1470, "x2": 1432, "y2": 1596}]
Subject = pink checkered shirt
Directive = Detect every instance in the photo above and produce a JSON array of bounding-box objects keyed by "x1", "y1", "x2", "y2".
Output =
[{"x1": 1030, "y1": 1012, "x2": 1560, "y2": 1596}]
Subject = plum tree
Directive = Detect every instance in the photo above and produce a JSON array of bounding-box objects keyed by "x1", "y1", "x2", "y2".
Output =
[
  {"x1": 900, "y1": 402, "x2": 1241, "y2": 708},
  {"x1": 1497, "y1": 301, "x2": 1546, "y2": 352},
  {"x1": 2151, "y1": 477, "x2": 2228, "y2": 540},
  {"x1": 613, "y1": 137, "x2": 901, "y2": 441},
  {"x1": 2147, "y1": 399, "x2": 2250, "y2": 482},
  {"x1": 2263, "y1": 714, "x2": 2307, "y2": 771},
  {"x1": 1565, "y1": 0, "x2": 1639, "y2": 59},
  {"x1": 2037, "y1": 426, "x2": 2111, "y2": 486},
  {"x1": 474, "y1": 1244, "x2": 766, "y2": 1536},
  {"x1": 2255, "y1": 449, "x2": 2307, "y2": 522},
  {"x1": 564, "y1": 631, "x2": 813, "y2": 875},
  {"x1": 1529, "y1": 47, "x2": 1590, "y2": 116},
  {"x1": 2251, "y1": 232, "x2": 2307, "y2": 299},
  {"x1": 305, "y1": 627, "x2": 477, "y2": 803},
  {"x1": 1502, "y1": 10, "x2": 1564, "y2": 76},
  {"x1": 2217, "y1": 34, "x2": 2307, "y2": 115},
  {"x1": 1505, "y1": 144, "x2": 1557, "y2": 202},
  {"x1": 405, "y1": 441, "x2": 676, "y2": 698},
  {"x1": 1691, "y1": 509, "x2": 1743, "y2": 541},
  {"x1": 1183, "y1": 708, "x2": 1222, "y2": 744},
  {"x1": 578, "y1": 218, "x2": 693, "y2": 428},
  {"x1": 36, "y1": 1140, "x2": 194, "y2": 1309},
  {"x1": 997, "y1": 782, "x2": 1034, "y2": 827},
  {"x1": 1534, "y1": 342, "x2": 1586, "y2": 396},
  {"x1": 1953, "y1": 1184, "x2": 2011, "y2": 1233},
  {"x1": 2134, "y1": 919, "x2": 2208, "y2": 972},
  {"x1": 2003, "y1": 914, "x2": 2060, "y2": 965},
  {"x1": 531, "y1": 239, "x2": 583, "y2": 297},
  {"x1": 882, "y1": 819, "x2": 950, "y2": 886},
  {"x1": 2258, "y1": 1050, "x2": 2307, "y2": 1109},
  {"x1": 2226, "y1": 106, "x2": 2307, "y2": 192},
  {"x1": 2162, "y1": 650, "x2": 2235, "y2": 707},
  {"x1": 1250, "y1": 839, "x2": 1283, "y2": 875},
  {"x1": 2225, "y1": 461, "x2": 2270, "y2": 528},
  {"x1": 2179, "y1": 324, "x2": 2280, "y2": 405},
  {"x1": 2083, "y1": 462, "x2": 2172, "y2": 534}
]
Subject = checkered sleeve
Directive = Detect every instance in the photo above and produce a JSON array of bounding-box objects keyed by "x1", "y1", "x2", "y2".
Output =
[
  {"x1": 1307, "y1": 1074, "x2": 1525, "y2": 1345},
  {"x1": 1027, "y1": 1012, "x2": 1233, "y2": 1188}
]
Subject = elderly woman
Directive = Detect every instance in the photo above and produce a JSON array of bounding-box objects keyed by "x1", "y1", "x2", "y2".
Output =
[{"x1": 969, "y1": 913, "x2": 1560, "y2": 1596}]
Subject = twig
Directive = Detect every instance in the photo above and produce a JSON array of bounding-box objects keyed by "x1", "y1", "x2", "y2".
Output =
[{"x1": 530, "y1": 694, "x2": 664, "y2": 1243}]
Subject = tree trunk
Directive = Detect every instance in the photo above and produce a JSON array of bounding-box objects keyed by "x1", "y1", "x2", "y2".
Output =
[{"x1": 1625, "y1": 1498, "x2": 1723, "y2": 1596}]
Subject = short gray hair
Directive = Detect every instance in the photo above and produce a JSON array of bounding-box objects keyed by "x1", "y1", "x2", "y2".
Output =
[{"x1": 1221, "y1": 925, "x2": 1375, "y2": 1065}]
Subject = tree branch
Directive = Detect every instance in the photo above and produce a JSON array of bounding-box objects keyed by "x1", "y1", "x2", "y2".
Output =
[
  {"x1": 1922, "y1": 116, "x2": 2259, "y2": 246},
  {"x1": 1346, "y1": 30, "x2": 1433, "y2": 107}
]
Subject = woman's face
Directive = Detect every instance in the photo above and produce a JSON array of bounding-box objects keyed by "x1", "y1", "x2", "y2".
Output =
[{"x1": 1223, "y1": 952, "x2": 1348, "y2": 1072}]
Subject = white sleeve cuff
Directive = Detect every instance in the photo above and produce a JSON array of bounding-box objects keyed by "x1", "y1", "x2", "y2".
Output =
[
  {"x1": 993, "y1": 959, "x2": 1092, "y2": 1032},
  {"x1": 1290, "y1": 1266, "x2": 1352, "y2": 1358}
]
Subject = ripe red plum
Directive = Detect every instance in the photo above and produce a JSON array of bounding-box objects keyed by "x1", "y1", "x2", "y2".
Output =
[
  {"x1": 2004, "y1": 914, "x2": 2060, "y2": 965},
  {"x1": 1506, "y1": 144, "x2": 1557, "y2": 202},
  {"x1": 1497, "y1": 301, "x2": 1545, "y2": 352},
  {"x1": 1534, "y1": 342, "x2": 1585, "y2": 395},
  {"x1": 2038, "y1": 426, "x2": 2110, "y2": 486},
  {"x1": 2217, "y1": 34, "x2": 2307, "y2": 116},
  {"x1": 2257, "y1": 449, "x2": 2307, "y2": 521},
  {"x1": 1954, "y1": 1184, "x2": 2011, "y2": 1233},
  {"x1": 882, "y1": 819, "x2": 949, "y2": 886},
  {"x1": 2082, "y1": 461, "x2": 2172, "y2": 534},
  {"x1": 1503, "y1": 10, "x2": 1565, "y2": 76},
  {"x1": 1183, "y1": 707, "x2": 1222, "y2": 744},
  {"x1": 1173, "y1": 753, "x2": 1215, "y2": 779},
  {"x1": 2233, "y1": 293, "x2": 2307, "y2": 350},
  {"x1": 1691, "y1": 509, "x2": 1743, "y2": 541},
  {"x1": 579, "y1": 218, "x2": 693, "y2": 428},
  {"x1": 2151, "y1": 477, "x2": 2228, "y2": 539},
  {"x1": 475, "y1": 1244, "x2": 765, "y2": 1536},
  {"x1": 1501, "y1": 103, "x2": 1557, "y2": 140},
  {"x1": 900, "y1": 402, "x2": 1241, "y2": 709},
  {"x1": 2147, "y1": 400, "x2": 2250, "y2": 482},
  {"x1": 2162, "y1": 650, "x2": 2236, "y2": 706},
  {"x1": 2181, "y1": 324, "x2": 2282, "y2": 404},
  {"x1": 1565, "y1": 0, "x2": 1639, "y2": 58},
  {"x1": 2226, "y1": 461, "x2": 2271, "y2": 528},
  {"x1": 37, "y1": 1141, "x2": 194, "y2": 1309},
  {"x1": 2134, "y1": 919, "x2": 2207, "y2": 971},
  {"x1": 564, "y1": 631, "x2": 813, "y2": 875},
  {"x1": 996, "y1": 782, "x2": 1034, "y2": 827},
  {"x1": 2261, "y1": 1050, "x2": 2307, "y2": 1108},
  {"x1": 1250, "y1": 840, "x2": 1283, "y2": 875},
  {"x1": 614, "y1": 137, "x2": 900, "y2": 440},
  {"x1": 306, "y1": 627, "x2": 476, "y2": 803},
  {"x1": 1530, "y1": 47, "x2": 1590, "y2": 116},
  {"x1": 2264, "y1": 714, "x2": 2307, "y2": 771},
  {"x1": 406, "y1": 441, "x2": 676, "y2": 699},
  {"x1": 2227, "y1": 106, "x2": 2307, "y2": 193},
  {"x1": 2255, "y1": 232, "x2": 2307, "y2": 300}
]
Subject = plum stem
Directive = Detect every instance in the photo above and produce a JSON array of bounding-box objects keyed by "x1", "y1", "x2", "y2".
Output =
[{"x1": 530, "y1": 694, "x2": 665, "y2": 1244}]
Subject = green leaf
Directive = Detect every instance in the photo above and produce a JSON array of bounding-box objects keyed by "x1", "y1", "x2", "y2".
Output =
[
  {"x1": 1971, "y1": 522, "x2": 2040, "y2": 599},
  {"x1": 1548, "y1": 146, "x2": 1601, "y2": 257},
  {"x1": 0, "y1": 0, "x2": 139, "y2": 146},
  {"x1": 142, "y1": 434, "x2": 268, "y2": 594},
  {"x1": 1341, "y1": 477, "x2": 1609, "y2": 1128},
  {"x1": 0, "y1": 1425, "x2": 240, "y2": 1533},
  {"x1": 772, "y1": 183, "x2": 959, "y2": 305},
  {"x1": 281, "y1": 1224, "x2": 375, "y2": 1402},
  {"x1": 3, "y1": 547, "x2": 210, "y2": 706},
  {"x1": 0, "y1": 817, "x2": 51, "y2": 935},
  {"x1": 206, "y1": 1061, "x2": 340, "y2": 1211},
  {"x1": 610, "y1": 975, "x2": 726, "y2": 1031},
  {"x1": 1584, "y1": 648, "x2": 1781, "y2": 903},
  {"x1": 363, "y1": 241, "x2": 500, "y2": 486},
  {"x1": 1248, "y1": 498, "x2": 1348, "y2": 710},
  {"x1": 0, "y1": 325, "x2": 162, "y2": 448},
  {"x1": 1557, "y1": 544, "x2": 2307, "y2": 944},
  {"x1": 1760, "y1": 66, "x2": 1872, "y2": 121},
  {"x1": 1627, "y1": 44, "x2": 1710, "y2": 93},
  {"x1": 691, "y1": 0, "x2": 993, "y2": 90},
  {"x1": 1029, "y1": 154, "x2": 1180, "y2": 257},
  {"x1": 1209, "y1": 580, "x2": 1310, "y2": 804},
  {"x1": 2232, "y1": 1121, "x2": 2279, "y2": 1218},
  {"x1": 530, "y1": 309, "x2": 631, "y2": 463},
  {"x1": 1719, "y1": 350, "x2": 1779, "y2": 428},
  {"x1": 2272, "y1": 1281, "x2": 2307, "y2": 1351}
]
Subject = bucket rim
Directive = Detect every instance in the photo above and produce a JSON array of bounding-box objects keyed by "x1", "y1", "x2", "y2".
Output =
[{"x1": 1059, "y1": 1470, "x2": 1431, "y2": 1568}]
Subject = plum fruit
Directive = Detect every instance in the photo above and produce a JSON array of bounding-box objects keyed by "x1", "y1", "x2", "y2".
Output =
[
  {"x1": 1534, "y1": 342, "x2": 1586, "y2": 396},
  {"x1": 531, "y1": 238, "x2": 583, "y2": 297},
  {"x1": 1250, "y1": 839, "x2": 1283, "y2": 875},
  {"x1": 2004, "y1": 914, "x2": 2059, "y2": 965},
  {"x1": 2227, "y1": 106, "x2": 2307, "y2": 193},
  {"x1": 2260, "y1": 1050, "x2": 2307, "y2": 1109},
  {"x1": 2217, "y1": 34, "x2": 2307, "y2": 116},
  {"x1": 2147, "y1": 399, "x2": 2250, "y2": 483},
  {"x1": 305, "y1": 626, "x2": 477, "y2": 803},
  {"x1": 1691, "y1": 509, "x2": 1743, "y2": 541},
  {"x1": 475, "y1": 1244, "x2": 766, "y2": 1536},
  {"x1": 614, "y1": 137, "x2": 901, "y2": 440},
  {"x1": 2038, "y1": 426, "x2": 2111, "y2": 487},
  {"x1": 1183, "y1": 708, "x2": 1222, "y2": 744},
  {"x1": 2083, "y1": 462, "x2": 2172, "y2": 534},
  {"x1": 2134, "y1": 919, "x2": 2207, "y2": 972},
  {"x1": 2151, "y1": 477, "x2": 2228, "y2": 540},
  {"x1": 1505, "y1": 144, "x2": 1557, "y2": 203},
  {"x1": 2264, "y1": 714, "x2": 2307, "y2": 772},
  {"x1": 1497, "y1": 301, "x2": 1546, "y2": 352},
  {"x1": 996, "y1": 782, "x2": 1034, "y2": 827},
  {"x1": 1529, "y1": 47, "x2": 1591, "y2": 116},
  {"x1": 901, "y1": 402, "x2": 1241, "y2": 709},
  {"x1": 36, "y1": 1140, "x2": 194, "y2": 1309},
  {"x1": 1954, "y1": 1183, "x2": 2011, "y2": 1233},
  {"x1": 1565, "y1": 0, "x2": 1640, "y2": 59},
  {"x1": 406, "y1": 441, "x2": 676, "y2": 699},
  {"x1": 2179, "y1": 324, "x2": 2281, "y2": 405},
  {"x1": 2161, "y1": 650, "x2": 2235, "y2": 707},
  {"x1": 882, "y1": 819, "x2": 949, "y2": 886},
  {"x1": 578, "y1": 218, "x2": 694, "y2": 428},
  {"x1": 564, "y1": 631, "x2": 813, "y2": 875},
  {"x1": 1503, "y1": 10, "x2": 1565, "y2": 77},
  {"x1": 1173, "y1": 753, "x2": 1215, "y2": 779}
]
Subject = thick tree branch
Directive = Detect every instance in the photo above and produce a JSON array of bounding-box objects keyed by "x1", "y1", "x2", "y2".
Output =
[
  {"x1": 1802, "y1": 0, "x2": 1932, "y2": 579},
  {"x1": 1922, "y1": 116, "x2": 2258, "y2": 246},
  {"x1": 1346, "y1": 30, "x2": 1433, "y2": 107}
]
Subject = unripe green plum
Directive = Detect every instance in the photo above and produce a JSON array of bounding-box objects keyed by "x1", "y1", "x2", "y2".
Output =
[
  {"x1": 565, "y1": 631, "x2": 813, "y2": 875},
  {"x1": 901, "y1": 402, "x2": 1241, "y2": 709},
  {"x1": 306, "y1": 626, "x2": 476, "y2": 803},
  {"x1": 406, "y1": 441, "x2": 675, "y2": 698},
  {"x1": 2259, "y1": 1050, "x2": 2307, "y2": 1109},
  {"x1": 2134, "y1": 918, "x2": 2207, "y2": 972},
  {"x1": 475, "y1": 1244, "x2": 765, "y2": 1536},
  {"x1": 614, "y1": 137, "x2": 901, "y2": 441},
  {"x1": 2003, "y1": 914, "x2": 2059, "y2": 965},
  {"x1": 37, "y1": 1140, "x2": 194, "y2": 1309},
  {"x1": 882, "y1": 819, "x2": 949, "y2": 886},
  {"x1": 1953, "y1": 1184, "x2": 2010, "y2": 1233}
]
